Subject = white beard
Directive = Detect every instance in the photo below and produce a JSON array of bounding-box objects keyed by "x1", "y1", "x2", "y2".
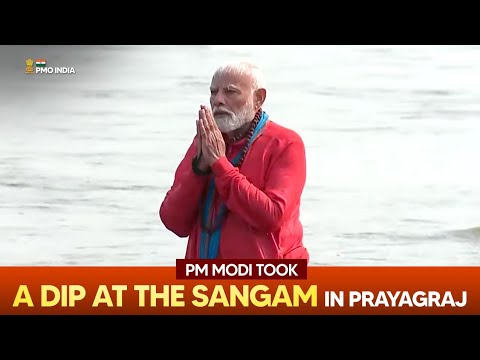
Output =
[{"x1": 214, "y1": 101, "x2": 256, "y2": 133}]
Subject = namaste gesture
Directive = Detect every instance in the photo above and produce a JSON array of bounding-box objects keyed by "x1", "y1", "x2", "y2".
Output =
[{"x1": 196, "y1": 105, "x2": 226, "y2": 169}]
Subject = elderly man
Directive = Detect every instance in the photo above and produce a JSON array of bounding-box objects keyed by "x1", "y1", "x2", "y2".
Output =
[{"x1": 159, "y1": 61, "x2": 309, "y2": 261}]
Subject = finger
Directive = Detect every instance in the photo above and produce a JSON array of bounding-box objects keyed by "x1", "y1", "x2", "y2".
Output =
[
  {"x1": 209, "y1": 111, "x2": 221, "y2": 133},
  {"x1": 201, "y1": 116, "x2": 209, "y2": 130},
  {"x1": 201, "y1": 108, "x2": 210, "y2": 126},
  {"x1": 204, "y1": 110, "x2": 216, "y2": 132},
  {"x1": 199, "y1": 109, "x2": 206, "y2": 129},
  {"x1": 200, "y1": 122, "x2": 211, "y2": 155},
  {"x1": 197, "y1": 120, "x2": 204, "y2": 141},
  {"x1": 198, "y1": 119, "x2": 207, "y2": 147},
  {"x1": 200, "y1": 118, "x2": 209, "y2": 139},
  {"x1": 205, "y1": 106, "x2": 216, "y2": 128},
  {"x1": 199, "y1": 108, "x2": 206, "y2": 121},
  {"x1": 203, "y1": 119, "x2": 216, "y2": 146}
]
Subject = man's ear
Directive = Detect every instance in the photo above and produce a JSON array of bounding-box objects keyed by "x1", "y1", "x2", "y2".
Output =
[{"x1": 254, "y1": 88, "x2": 267, "y2": 110}]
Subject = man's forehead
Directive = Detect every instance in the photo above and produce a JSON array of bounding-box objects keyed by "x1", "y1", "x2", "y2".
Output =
[{"x1": 211, "y1": 72, "x2": 251, "y2": 88}]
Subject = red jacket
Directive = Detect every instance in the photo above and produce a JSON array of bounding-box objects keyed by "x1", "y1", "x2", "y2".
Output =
[{"x1": 159, "y1": 119, "x2": 309, "y2": 262}]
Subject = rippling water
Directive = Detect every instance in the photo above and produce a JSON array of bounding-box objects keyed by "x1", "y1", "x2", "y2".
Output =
[{"x1": 1, "y1": 45, "x2": 479, "y2": 265}]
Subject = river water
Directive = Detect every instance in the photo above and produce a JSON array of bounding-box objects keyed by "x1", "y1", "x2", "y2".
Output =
[{"x1": 1, "y1": 45, "x2": 479, "y2": 265}]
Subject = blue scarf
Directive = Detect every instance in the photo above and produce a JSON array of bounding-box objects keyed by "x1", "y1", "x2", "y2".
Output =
[{"x1": 199, "y1": 111, "x2": 269, "y2": 259}]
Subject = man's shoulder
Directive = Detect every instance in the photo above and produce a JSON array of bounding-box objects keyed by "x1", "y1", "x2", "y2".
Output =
[{"x1": 264, "y1": 120, "x2": 304, "y2": 145}]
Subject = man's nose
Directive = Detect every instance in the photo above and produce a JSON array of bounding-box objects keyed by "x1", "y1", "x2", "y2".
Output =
[{"x1": 212, "y1": 91, "x2": 226, "y2": 107}]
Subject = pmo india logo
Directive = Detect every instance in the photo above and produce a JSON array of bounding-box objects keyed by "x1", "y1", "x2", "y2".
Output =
[{"x1": 25, "y1": 58, "x2": 76, "y2": 75}]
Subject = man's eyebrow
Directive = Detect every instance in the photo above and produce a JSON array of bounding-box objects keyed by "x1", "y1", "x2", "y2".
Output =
[
  {"x1": 226, "y1": 84, "x2": 240, "y2": 91},
  {"x1": 210, "y1": 84, "x2": 241, "y2": 92}
]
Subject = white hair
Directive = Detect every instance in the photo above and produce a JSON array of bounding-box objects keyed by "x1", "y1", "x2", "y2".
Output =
[{"x1": 212, "y1": 61, "x2": 266, "y2": 91}]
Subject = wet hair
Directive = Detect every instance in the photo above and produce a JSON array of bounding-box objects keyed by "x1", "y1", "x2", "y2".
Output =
[{"x1": 212, "y1": 61, "x2": 266, "y2": 91}]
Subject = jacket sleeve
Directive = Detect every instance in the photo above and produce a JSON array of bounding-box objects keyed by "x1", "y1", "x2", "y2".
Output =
[
  {"x1": 159, "y1": 138, "x2": 209, "y2": 237},
  {"x1": 210, "y1": 138, "x2": 306, "y2": 233}
]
